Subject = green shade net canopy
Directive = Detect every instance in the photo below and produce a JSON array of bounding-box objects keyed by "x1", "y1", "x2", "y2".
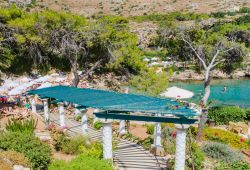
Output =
[{"x1": 28, "y1": 86, "x2": 198, "y2": 118}]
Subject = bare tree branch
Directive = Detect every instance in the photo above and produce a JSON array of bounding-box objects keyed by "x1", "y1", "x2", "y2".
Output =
[
  {"x1": 209, "y1": 50, "x2": 219, "y2": 68},
  {"x1": 182, "y1": 36, "x2": 207, "y2": 69},
  {"x1": 80, "y1": 59, "x2": 103, "y2": 79}
]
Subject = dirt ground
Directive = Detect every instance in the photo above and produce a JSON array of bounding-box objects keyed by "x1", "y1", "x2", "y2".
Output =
[
  {"x1": 52, "y1": 152, "x2": 76, "y2": 162},
  {"x1": 129, "y1": 123, "x2": 148, "y2": 140},
  {"x1": 1, "y1": 0, "x2": 249, "y2": 17}
]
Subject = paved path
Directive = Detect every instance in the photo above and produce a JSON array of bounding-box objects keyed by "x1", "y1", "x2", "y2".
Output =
[{"x1": 37, "y1": 111, "x2": 166, "y2": 170}]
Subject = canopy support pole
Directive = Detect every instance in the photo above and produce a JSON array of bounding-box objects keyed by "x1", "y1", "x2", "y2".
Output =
[
  {"x1": 102, "y1": 120, "x2": 113, "y2": 160},
  {"x1": 81, "y1": 109, "x2": 88, "y2": 135},
  {"x1": 151, "y1": 114, "x2": 165, "y2": 156},
  {"x1": 42, "y1": 98, "x2": 50, "y2": 127},
  {"x1": 58, "y1": 102, "x2": 65, "y2": 127},
  {"x1": 174, "y1": 124, "x2": 189, "y2": 170},
  {"x1": 74, "y1": 104, "x2": 81, "y2": 116},
  {"x1": 118, "y1": 120, "x2": 127, "y2": 135},
  {"x1": 153, "y1": 114, "x2": 162, "y2": 147},
  {"x1": 31, "y1": 95, "x2": 36, "y2": 113},
  {"x1": 119, "y1": 88, "x2": 129, "y2": 135}
]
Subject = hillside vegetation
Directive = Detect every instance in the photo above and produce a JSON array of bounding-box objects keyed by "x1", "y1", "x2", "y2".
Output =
[{"x1": 0, "y1": 5, "x2": 250, "y2": 95}]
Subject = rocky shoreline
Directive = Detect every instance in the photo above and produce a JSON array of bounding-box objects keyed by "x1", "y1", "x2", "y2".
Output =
[{"x1": 170, "y1": 69, "x2": 250, "y2": 81}]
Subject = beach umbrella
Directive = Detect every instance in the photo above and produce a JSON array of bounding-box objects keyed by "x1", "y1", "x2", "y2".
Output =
[{"x1": 160, "y1": 86, "x2": 194, "y2": 99}]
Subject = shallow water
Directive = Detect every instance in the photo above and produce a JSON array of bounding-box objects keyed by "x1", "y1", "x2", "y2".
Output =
[{"x1": 170, "y1": 79, "x2": 250, "y2": 107}]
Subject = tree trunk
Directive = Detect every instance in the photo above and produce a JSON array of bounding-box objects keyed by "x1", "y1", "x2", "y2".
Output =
[
  {"x1": 71, "y1": 58, "x2": 79, "y2": 87},
  {"x1": 196, "y1": 69, "x2": 211, "y2": 142}
]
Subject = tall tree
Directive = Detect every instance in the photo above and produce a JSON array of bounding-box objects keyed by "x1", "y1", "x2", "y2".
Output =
[{"x1": 159, "y1": 24, "x2": 246, "y2": 142}]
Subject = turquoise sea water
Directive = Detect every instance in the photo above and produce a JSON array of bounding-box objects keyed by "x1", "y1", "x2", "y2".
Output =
[{"x1": 170, "y1": 79, "x2": 250, "y2": 108}]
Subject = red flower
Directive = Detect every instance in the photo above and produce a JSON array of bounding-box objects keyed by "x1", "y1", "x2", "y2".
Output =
[
  {"x1": 171, "y1": 131, "x2": 177, "y2": 138},
  {"x1": 240, "y1": 138, "x2": 245, "y2": 143}
]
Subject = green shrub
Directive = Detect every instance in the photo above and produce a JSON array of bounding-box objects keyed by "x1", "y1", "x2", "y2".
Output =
[
  {"x1": 211, "y1": 12, "x2": 226, "y2": 18},
  {"x1": 94, "y1": 121, "x2": 103, "y2": 130},
  {"x1": 162, "y1": 126, "x2": 176, "y2": 154},
  {"x1": 214, "y1": 161, "x2": 250, "y2": 170},
  {"x1": 0, "y1": 132, "x2": 51, "y2": 169},
  {"x1": 191, "y1": 143, "x2": 204, "y2": 170},
  {"x1": 75, "y1": 115, "x2": 81, "y2": 121},
  {"x1": 202, "y1": 142, "x2": 243, "y2": 163},
  {"x1": 49, "y1": 154, "x2": 113, "y2": 170},
  {"x1": 61, "y1": 136, "x2": 89, "y2": 155},
  {"x1": 208, "y1": 106, "x2": 246, "y2": 125},
  {"x1": 245, "y1": 108, "x2": 250, "y2": 121},
  {"x1": 122, "y1": 132, "x2": 140, "y2": 142},
  {"x1": 6, "y1": 118, "x2": 37, "y2": 134},
  {"x1": 53, "y1": 133, "x2": 69, "y2": 151},
  {"x1": 79, "y1": 141, "x2": 103, "y2": 159},
  {"x1": 236, "y1": 15, "x2": 250, "y2": 24},
  {"x1": 239, "y1": 7, "x2": 250, "y2": 13},
  {"x1": 138, "y1": 136, "x2": 153, "y2": 150},
  {"x1": 145, "y1": 124, "x2": 154, "y2": 135},
  {"x1": 203, "y1": 128, "x2": 250, "y2": 149},
  {"x1": 129, "y1": 69, "x2": 168, "y2": 96}
]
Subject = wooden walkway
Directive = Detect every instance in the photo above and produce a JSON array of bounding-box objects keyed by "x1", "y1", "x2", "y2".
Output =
[{"x1": 37, "y1": 111, "x2": 166, "y2": 170}]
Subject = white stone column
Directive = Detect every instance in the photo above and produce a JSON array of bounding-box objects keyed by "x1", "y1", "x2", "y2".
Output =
[
  {"x1": 119, "y1": 88, "x2": 129, "y2": 135},
  {"x1": 42, "y1": 98, "x2": 50, "y2": 126},
  {"x1": 118, "y1": 120, "x2": 127, "y2": 135},
  {"x1": 58, "y1": 102, "x2": 65, "y2": 127},
  {"x1": 153, "y1": 121, "x2": 162, "y2": 147},
  {"x1": 81, "y1": 109, "x2": 88, "y2": 135},
  {"x1": 31, "y1": 95, "x2": 37, "y2": 113},
  {"x1": 174, "y1": 124, "x2": 189, "y2": 170},
  {"x1": 74, "y1": 104, "x2": 81, "y2": 116},
  {"x1": 153, "y1": 114, "x2": 162, "y2": 147},
  {"x1": 102, "y1": 120, "x2": 113, "y2": 160}
]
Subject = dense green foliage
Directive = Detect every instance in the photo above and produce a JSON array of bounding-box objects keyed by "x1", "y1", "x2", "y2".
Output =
[
  {"x1": 93, "y1": 120, "x2": 103, "y2": 130},
  {"x1": 214, "y1": 161, "x2": 250, "y2": 170},
  {"x1": 129, "y1": 12, "x2": 209, "y2": 23},
  {"x1": 61, "y1": 136, "x2": 89, "y2": 155},
  {"x1": 245, "y1": 108, "x2": 250, "y2": 121},
  {"x1": 6, "y1": 118, "x2": 37, "y2": 134},
  {"x1": 162, "y1": 126, "x2": 176, "y2": 155},
  {"x1": 0, "y1": 132, "x2": 51, "y2": 169},
  {"x1": 79, "y1": 141, "x2": 103, "y2": 159},
  {"x1": 145, "y1": 124, "x2": 154, "y2": 135},
  {"x1": 211, "y1": 7, "x2": 250, "y2": 18},
  {"x1": 137, "y1": 136, "x2": 153, "y2": 150},
  {"x1": 129, "y1": 69, "x2": 169, "y2": 96},
  {"x1": 155, "y1": 11, "x2": 249, "y2": 74},
  {"x1": 208, "y1": 106, "x2": 246, "y2": 125},
  {"x1": 0, "y1": 6, "x2": 145, "y2": 81},
  {"x1": 192, "y1": 143, "x2": 205, "y2": 170},
  {"x1": 49, "y1": 154, "x2": 113, "y2": 170},
  {"x1": 202, "y1": 142, "x2": 243, "y2": 163},
  {"x1": 186, "y1": 143, "x2": 205, "y2": 170}
]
